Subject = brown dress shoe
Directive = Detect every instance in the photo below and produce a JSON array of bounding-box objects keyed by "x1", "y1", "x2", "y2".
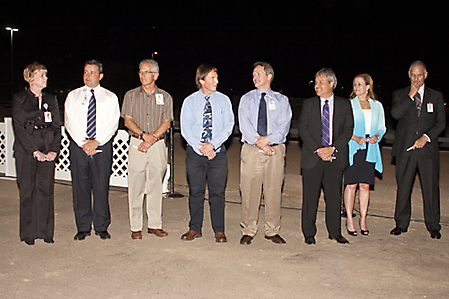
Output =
[
  {"x1": 181, "y1": 230, "x2": 202, "y2": 241},
  {"x1": 240, "y1": 235, "x2": 253, "y2": 245},
  {"x1": 215, "y1": 232, "x2": 227, "y2": 243},
  {"x1": 265, "y1": 234, "x2": 286, "y2": 244},
  {"x1": 148, "y1": 228, "x2": 168, "y2": 237},
  {"x1": 131, "y1": 231, "x2": 142, "y2": 239}
]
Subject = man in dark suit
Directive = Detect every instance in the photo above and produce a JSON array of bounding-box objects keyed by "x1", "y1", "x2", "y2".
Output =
[
  {"x1": 390, "y1": 60, "x2": 445, "y2": 239},
  {"x1": 298, "y1": 68, "x2": 353, "y2": 245}
]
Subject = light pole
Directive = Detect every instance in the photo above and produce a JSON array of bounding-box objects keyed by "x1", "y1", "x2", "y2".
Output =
[
  {"x1": 6, "y1": 27, "x2": 19, "y2": 96},
  {"x1": 152, "y1": 51, "x2": 157, "y2": 59}
]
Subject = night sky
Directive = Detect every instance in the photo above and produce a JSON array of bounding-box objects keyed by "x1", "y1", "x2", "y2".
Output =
[{"x1": 1, "y1": 1, "x2": 448, "y2": 117}]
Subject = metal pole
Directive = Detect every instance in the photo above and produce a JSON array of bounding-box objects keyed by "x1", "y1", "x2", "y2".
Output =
[
  {"x1": 167, "y1": 120, "x2": 184, "y2": 198},
  {"x1": 6, "y1": 27, "x2": 18, "y2": 96}
]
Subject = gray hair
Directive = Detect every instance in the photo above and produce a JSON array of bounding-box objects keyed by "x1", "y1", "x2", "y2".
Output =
[
  {"x1": 315, "y1": 68, "x2": 337, "y2": 90},
  {"x1": 253, "y1": 61, "x2": 274, "y2": 82},
  {"x1": 139, "y1": 59, "x2": 159, "y2": 73},
  {"x1": 409, "y1": 60, "x2": 426, "y2": 73},
  {"x1": 85, "y1": 60, "x2": 103, "y2": 73}
]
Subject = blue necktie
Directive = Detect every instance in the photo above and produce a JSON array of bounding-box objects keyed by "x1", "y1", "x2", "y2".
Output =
[
  {"x1": 322, "y1": 100, "x2": 330, "y2": 146},
  {"x1": 87, "y1": 89, "x2": 96, "y2": 139},
  {"x1": 201, "y1": 96, "x2": 212, "y2": 143},
  {"x1": 257, "y1": 92, "x2": 267, "y2": 136}
]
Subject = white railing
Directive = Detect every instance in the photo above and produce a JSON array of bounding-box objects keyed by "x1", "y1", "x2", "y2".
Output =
[{"x1": 0, "y1": 117, "x2": 170, "y2": 191}]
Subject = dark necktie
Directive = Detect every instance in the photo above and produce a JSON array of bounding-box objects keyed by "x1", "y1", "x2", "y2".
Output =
[
  {"x1": 200, "y1": 95, "x2": 212, "y2": 142},
  {"x1": 322, "y1": 100, "x2": 330, "y2": 146},
  {"x1": 257, "y1": 92, "x2": 267, "y2": 136},
  {"x1": 87, "y1": 89, "x2": 96, "y2": 139},
  {"x1": 415, "y1": 92, "x2": 422, "y2": 116}
]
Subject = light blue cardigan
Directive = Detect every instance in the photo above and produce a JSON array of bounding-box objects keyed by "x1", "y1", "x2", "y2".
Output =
[{"x1": 348, "y1": 97, "x2": 386, "y2": 173}]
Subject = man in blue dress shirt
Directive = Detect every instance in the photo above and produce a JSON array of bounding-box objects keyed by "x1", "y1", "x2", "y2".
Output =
[
  {"x1": 180, "y1": 64, "x2": 234, "y2": 243},
  {"x1": 238, "y1": 62, "x2": 292, "y2": 245}
]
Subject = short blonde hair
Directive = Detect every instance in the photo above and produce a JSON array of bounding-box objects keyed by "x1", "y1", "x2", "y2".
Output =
[{"x1": 23, "y1": 62, "x2": 47, "y2": 83}]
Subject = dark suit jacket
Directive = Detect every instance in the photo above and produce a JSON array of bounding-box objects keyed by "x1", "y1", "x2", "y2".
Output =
[
  {"x1": 298, "y1": 95, "x2": 354, "y2": 170},
  {"x1": 391, "y1": 86, "x2": 445, "y2": 159},
  {"x1": 12, "y1": 90, "x2": 62, "y2": 156}
]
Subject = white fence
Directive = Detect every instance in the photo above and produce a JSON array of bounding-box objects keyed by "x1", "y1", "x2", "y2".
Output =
[{"x1": 0, "y1": 117, "x2": 170, "y2": 190}]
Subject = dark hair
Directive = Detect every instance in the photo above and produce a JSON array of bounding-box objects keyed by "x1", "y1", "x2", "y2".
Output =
[
  {"x1": 85, "y1": 59, "x2": 103, "y2": 73},
  {"x1": 253, "y1": 61, "x2": 274, "y2": 82},
  {"x1": 195, "y1": 64, "x2": 218, "y2": 89},
  {"x1": 349, "y1": 73, "x2": 377, "y2": 101}
]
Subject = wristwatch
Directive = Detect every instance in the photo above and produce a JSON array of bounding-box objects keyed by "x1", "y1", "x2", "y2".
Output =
[{"x1": 139, "y1": 131, "x2": 146, "y2": 139}]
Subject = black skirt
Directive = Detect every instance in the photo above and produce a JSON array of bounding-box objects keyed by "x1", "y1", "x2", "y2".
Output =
[{"x1": 344, "y1": 149, "x2": 375, "y2": 186}]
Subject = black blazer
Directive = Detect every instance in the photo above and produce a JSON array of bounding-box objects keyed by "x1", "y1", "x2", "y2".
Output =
[
  {"x1": 11, "y1": 90, "x2": 62, "y2": 156},
  {"x1": 391, "y1": 86, "x2": 445, "y2": 159},
  {"x1": 298, "y1": 95, "x2": 354, "y2": 170}
]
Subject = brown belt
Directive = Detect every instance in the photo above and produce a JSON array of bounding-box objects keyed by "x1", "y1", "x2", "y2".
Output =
[{"x1": 131, "y1": 134, "x2": 164, "y2": 141}]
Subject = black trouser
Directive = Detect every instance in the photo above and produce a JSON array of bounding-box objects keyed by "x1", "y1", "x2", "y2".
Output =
[
  {"x1": 16, "y1": 151, "x2": 55, "y2": 242},
  {"x1": 185, "y1": 146, "x2": 228, "y2": 233},
  {"x1": 69, "y1": 138, "x2": 113, "y2": 232},
  {"x1": 395, "y1": 154, "x2": 441, "y2": 232},
  {"x1": 301, "y1": 160, "x2": 343, "y2": 238}
]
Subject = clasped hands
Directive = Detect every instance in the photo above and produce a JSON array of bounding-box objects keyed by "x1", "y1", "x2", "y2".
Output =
[
  {"x1": 82, "y1": 139, "x2": 100, "y2": 156},
  {"x1": 255, "y1": 136, "x2": 276, "y2": 156},
  {"x1": 136, "y1": 133, "x2": 159, "y2": 153},
  {"x1": 316, "y1": 146, "x2": 334, "y2": 162},
  {"x1": 199, "y1": 142, "x2": 216, "y2": 160},
  {"x1": 352, "y1": 135, "x2": 379, "y2": 145},
  {"x1": 33, "y1": 151, "x2": 57, "y2": 162}
]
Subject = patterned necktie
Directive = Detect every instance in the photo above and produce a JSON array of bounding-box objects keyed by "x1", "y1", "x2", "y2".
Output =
[
  {"x1": 257, "y1": 92, "x2": 267, "y2": 136},
  {"x1": 200, "y1": 95, "x2": 212, "y2": 143},
  {"x1": 415, "y1": 92, "x2": 422, "y2": 116},
  {"x1": 87, "y1": 89, "x2": 96, "y2": 139},
  {"x1": 322, "y1": 100, "x2": 330, "y2": 146}
]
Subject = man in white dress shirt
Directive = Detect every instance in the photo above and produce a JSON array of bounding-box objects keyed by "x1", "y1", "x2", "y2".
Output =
[{"x1": 65, "y1": 60, "x2": 120, "y2": 240}]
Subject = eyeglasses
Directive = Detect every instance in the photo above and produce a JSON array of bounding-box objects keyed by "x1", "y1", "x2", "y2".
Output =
[{"x1": 139, "y1": 71, "x2": 157, "y2": 76}]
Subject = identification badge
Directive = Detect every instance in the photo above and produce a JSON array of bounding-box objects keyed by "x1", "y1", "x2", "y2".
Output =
[
  {"x1": 427, "y1": 103, "x2": 434, "y2": 113},
  {"x1": 268, "y1": 100, "x2": 276, "y2": 110},
  {"x1": 156, "y1": 94, "x2": 164, "y2": 105},
  {"x1": 44, "y1": 112, "x2": 52, "y2": 122}
]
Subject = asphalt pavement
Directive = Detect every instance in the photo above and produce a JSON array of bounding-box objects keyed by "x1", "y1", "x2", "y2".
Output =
[{"x1": 0, "y1": 133, "x2": 448, "y2": 298}]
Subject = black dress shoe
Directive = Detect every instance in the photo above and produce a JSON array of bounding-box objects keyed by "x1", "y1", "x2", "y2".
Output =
[
  {"x1": 240, "y1": 235, "x2": 253, "y2": 245},
  {"x1": 24, "y1": 239, "x2": 35, "y2": 246},
  {"x1": 95, "y1": 231, "x2": 111, "y2": 240},
  {"x1": 390, "y1": 227, "x2": 407, "y2": 236},
  {"x1": 44, "y1": 238, "x2": 54, "y2": 243},
  {"x1": 430, "y1": 229, "x2": 441, "y2": 239},
  {"x1": 265, "y1": 234, "x2": 286, "y2": 244},
  {"x1": 74, "y1": 231, "x2": 91, "y2": 240},
  {"x1": 305, "y1": 236, "x2": 316, "y2": 245},
  {"x1": 329, "y1": 234, "x2": 349, "y2": 244}
]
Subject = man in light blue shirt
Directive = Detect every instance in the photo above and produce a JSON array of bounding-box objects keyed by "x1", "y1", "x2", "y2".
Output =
[
  {"x1": 238, "y1": 61, "x2": 292, "y2": 245},
  {"x1": 180, "y1": 64, "x2": 234, "y2": 243}
]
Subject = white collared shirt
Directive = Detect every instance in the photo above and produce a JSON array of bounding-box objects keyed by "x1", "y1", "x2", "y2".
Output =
[{"x1": 65, "y1": 85, "x2": 120, "y2": 147}]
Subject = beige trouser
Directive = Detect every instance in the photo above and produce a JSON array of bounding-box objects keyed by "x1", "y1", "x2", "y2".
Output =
[
  {"x1": 240, "y1": 142, "x2": 286, "y2": 236},
  {"x1": 128, "y1": 137, "x2": 167, "y2": 232}
]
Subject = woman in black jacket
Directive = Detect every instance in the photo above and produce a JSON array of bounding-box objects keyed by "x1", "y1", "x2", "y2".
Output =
[{"x1": 12, "y1": 62, "x2": 62, "y2": 245}]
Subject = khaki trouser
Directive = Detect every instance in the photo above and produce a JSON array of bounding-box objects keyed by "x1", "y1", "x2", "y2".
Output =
[
  {"x1": 128, "y1": 137, "x2": 167, "y2": 232},
  {"x1": 240, "y1": 142, "x2": 286, "y2": 236}
]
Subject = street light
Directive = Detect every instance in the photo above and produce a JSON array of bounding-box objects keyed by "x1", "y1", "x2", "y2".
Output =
[
  {"x1": 6, "y1": 27, "x2": 19, "y2": 96},
  {"x1": 152, "y1": 51, "x2": 157, "y2": 59}
]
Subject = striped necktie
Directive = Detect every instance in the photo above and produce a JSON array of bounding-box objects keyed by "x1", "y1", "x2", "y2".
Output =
[
  {"x1": 415, "y1": 92, "x2": 422, "y2": 116},
  {"x1": 322, "y1": 100, "x2": 330, "y2": 146},
  {"x1": 87, "y1": 89, "x2": 96, "y2": 139}
]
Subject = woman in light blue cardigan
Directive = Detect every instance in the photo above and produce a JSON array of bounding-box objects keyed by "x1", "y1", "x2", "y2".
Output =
[{"x1": 344, "y1": 74, "x2": 386, "y2": 236}]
